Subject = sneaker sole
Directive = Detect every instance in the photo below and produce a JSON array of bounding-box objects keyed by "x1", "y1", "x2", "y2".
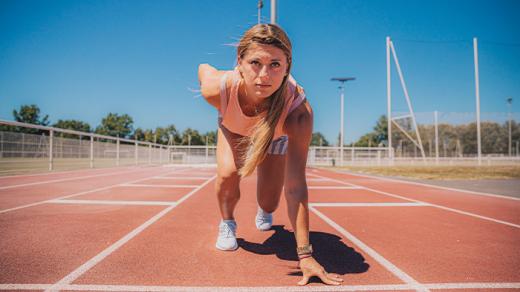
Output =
[{"x1": 215, "y1": 242, "x2": 238, "y2": 251}]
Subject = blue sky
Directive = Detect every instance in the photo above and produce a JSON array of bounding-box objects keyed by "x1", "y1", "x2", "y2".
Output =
[{"x1": 1, "y1": 0, "x2": 519, "y2": 144}]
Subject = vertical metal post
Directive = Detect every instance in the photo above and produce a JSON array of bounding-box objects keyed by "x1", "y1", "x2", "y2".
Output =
[
  {"x1": 516, "y1": 141, "x2": 519, "y2": 157},
  {"x1": 507, "y1": 97, "x2": 513, "y2": 157},
  {"x1": 205, "y1": 136, "x2": 209, "y2": 163},
  {"x1": 116, "y1": 138, "x2": 120, "y2": 166},
  {"x1": 160, "y1": 145, "x2": 163, "y2": 164},
  {"x1": 148, "y1": 143, "x2": 152, "y2": 164},
  {"x1": 340, "y1": 86, "x2": 344, "y2": 166},
  {"x1": 49, "y1": 130, "x2": 54, "y2": 171},
  {"x1": 473, "y1": 37, "x2": 482, "y2": 165},
  {"x1": 434, "y1": 111, "x2": 439, "y2": 164},
  {"x1": 0, "y1": 131, "x2": 3, "y2": 158},
  {"x1": 135, "y1": 141, "x2": 138, "y2": 165},
  {"x1": 386, "y1": 36, "x2": 392, "y2": 160},
  {"x1": 270, "y1": 0, "x2": 277, "y2": 24},
  {"x1": 258, "y1": 0, "x2": 263, "y2": 24},
  {"x1": 90, "y1": 135, "x2": 94, "y2": 168}
]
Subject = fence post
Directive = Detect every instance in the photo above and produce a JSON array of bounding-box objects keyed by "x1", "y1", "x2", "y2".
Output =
[
  {"x1": 49, "y1": 130, "x2": 54, "y2": 171},
  {"x1": 159, "y1": 145, "x2": 163, "y2": 164},
  {"x1": 135, "y1": 141, "x2": 138, "y2": 165},
  {"x1": 0, "y1": 131, "x2": 3, "y2": 158},
  {"x1": 116, "y1": 138, "x2": 120, "y2": 166},
  {"x1": 90, "y1": 135, "x2": 94, "y2": 168},
  {"x1": 148, "y1": 143, "x2": 152, "y2": 164}
]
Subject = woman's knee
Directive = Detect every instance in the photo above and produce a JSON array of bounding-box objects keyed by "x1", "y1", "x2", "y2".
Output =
[{"x1": 216, "y1": 169, "x2": 240, "y2": 196}]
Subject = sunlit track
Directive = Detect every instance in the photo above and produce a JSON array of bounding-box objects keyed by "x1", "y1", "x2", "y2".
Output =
[
  {"x1": 0, "y1": 167, "x2": 191, "y2": 214},
  {"x1": 0, "y1": 167, "x2": 155, "y2": 190},
  {"x1": 310, "y1": 172, "x2": 520, "y2": 228},
  {"x1": 3, "y1": 282, "x2": 520, "y2": 291},
  {"x1": 44, "y1": 175, "x2": 216, "y2": 292}
]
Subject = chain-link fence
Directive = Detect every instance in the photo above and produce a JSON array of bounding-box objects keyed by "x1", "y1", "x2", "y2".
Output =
[{"x1": 391, "y1": 111, "x2": 520, "y2": 160}]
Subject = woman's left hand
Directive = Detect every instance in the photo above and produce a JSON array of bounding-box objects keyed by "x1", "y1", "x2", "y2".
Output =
[{"x1": 297, "y1": 257, "x2": 344, "y2": 286}]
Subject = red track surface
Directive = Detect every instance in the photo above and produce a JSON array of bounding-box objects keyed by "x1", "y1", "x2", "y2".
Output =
[{"x1": 0, "y1": 165, "x2": 519, "y2": 291}]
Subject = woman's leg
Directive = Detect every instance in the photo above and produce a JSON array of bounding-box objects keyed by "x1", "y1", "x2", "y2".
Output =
[
  {"x1": 256, "y1": 152, "x2": 286, "y2": 213},
  {"x1": 216, "y1": 126, "x2": 245, "y2": 220}
]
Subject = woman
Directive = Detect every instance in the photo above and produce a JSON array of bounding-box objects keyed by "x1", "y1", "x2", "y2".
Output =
[{"x1": 198, "y1": 24, "x2": 343, "y2": 286}]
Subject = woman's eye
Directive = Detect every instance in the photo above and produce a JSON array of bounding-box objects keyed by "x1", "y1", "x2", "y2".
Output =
[
  {"x1": 271, "y1": 62, "x2": 280, "y2": 68},
  {"x1": 250, "y1": 60, "x2": 260, "y2": 65}
]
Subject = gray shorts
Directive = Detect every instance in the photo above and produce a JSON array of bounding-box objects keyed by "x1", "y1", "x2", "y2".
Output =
[{"x1": 267, "y1": 135, "x2": 288, "y2": 155}]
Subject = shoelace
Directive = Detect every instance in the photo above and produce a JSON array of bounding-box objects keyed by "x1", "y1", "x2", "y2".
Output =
[
  {"x1": 257, "y1": 209, "x2": 271, "y2": 220},
  {"x1": 219, "y1": 222, "x2": 236, "y2": 238}
]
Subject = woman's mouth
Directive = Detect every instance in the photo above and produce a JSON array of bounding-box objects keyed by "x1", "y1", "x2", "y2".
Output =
[{"x1": 255, "y1": 84, "x2": 271, "y2": 88}]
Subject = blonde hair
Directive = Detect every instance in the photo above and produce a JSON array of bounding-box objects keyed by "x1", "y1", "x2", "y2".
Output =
[{"x1": 236, "y1": 24, "x2": 292, "y2": 177}]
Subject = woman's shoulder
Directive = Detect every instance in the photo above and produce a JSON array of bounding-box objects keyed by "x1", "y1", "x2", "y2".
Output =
[{"x1": 198, "y1": 64, "x2": 235, "y2": 109}]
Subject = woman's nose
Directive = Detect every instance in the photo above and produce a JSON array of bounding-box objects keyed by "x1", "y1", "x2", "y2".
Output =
[{"x1": 258, "y1": 65, "x2": 269, "y2": 78}]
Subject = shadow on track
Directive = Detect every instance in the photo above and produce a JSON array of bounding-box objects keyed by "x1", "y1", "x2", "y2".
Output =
[{"x1": 237, "y1": 224, "x2": 369, "y2": 280}]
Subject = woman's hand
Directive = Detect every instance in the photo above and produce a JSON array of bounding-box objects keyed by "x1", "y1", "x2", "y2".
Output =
[{"x1": 297, "y1": 257, "x2": 343, "y2": 286}]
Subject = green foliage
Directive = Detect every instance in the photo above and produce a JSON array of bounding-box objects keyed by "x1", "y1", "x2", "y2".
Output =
[
  {"x1": 352, "y1": 115, "x2": 388, "y2": 147},
  {"x1": 181, "y1": 128, "x2": 204, "y2": 145},
  {"x1": 95, "y1": 113, "x2": 134, "y2": 138},
  {"x1": 52, "y1": 119, "x2": 92, "y2": 139},
  {"x1": 311, "y1": 132, "x2": 329, "y2": 146},
  {"x1": 13, "y1": 104, "x2": 50, "y2": 126}
]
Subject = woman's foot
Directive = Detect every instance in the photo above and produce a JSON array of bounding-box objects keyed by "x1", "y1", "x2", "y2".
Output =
[
  {"x1": 216, "y1": 219, "x2": 238, "y2": 251},
  {"x1": 255, "y1": 207, "x2": 273, "y2": 231}
]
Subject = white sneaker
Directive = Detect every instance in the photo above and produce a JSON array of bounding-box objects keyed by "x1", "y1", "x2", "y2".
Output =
[
  {"x1": 255, "y1": 207, "x2": 273, "y2": 231},
  {"x1": 215, "y1": 219, "x2": 238, "y2": 251}
]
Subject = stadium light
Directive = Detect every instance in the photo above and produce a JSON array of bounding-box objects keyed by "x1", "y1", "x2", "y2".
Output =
[{"x1": 331, "y1": 77, "x2": 356, "y2": 166}]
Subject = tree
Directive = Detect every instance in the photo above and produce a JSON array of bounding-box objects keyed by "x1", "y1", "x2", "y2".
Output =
[
  {"x1": 181, "y1": 128, "x2": 204, "y2": 145},
  {"x1": 52, "y1": 119, "x2": 92, "y2": 139},
  {"x1": 202, "y1": 130, "x2": 217, "y2": 145},
  {"x1": 311, "y1": 132, "x2": 329, "y2": 146},
  {"x1": 95, "y1": 113, "x2": 134, "y2": 138},
  {"x1": 5, "y1": 104, "x2": 50, "y2": 134}
]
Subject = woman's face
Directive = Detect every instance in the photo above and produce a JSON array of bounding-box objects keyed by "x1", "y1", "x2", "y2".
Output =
[{"x1": 238, "y1": 43, "x2": 289, "y2": 101}]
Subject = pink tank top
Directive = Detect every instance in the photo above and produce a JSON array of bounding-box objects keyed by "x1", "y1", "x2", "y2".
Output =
[{"x1": 218, "y1": 68, "x2": 306, "y2": 139}]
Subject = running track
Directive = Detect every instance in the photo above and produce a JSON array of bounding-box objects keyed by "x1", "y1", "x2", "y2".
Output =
[{"x1": 0, "y1": 165, "x2": 519, "y2": 291}]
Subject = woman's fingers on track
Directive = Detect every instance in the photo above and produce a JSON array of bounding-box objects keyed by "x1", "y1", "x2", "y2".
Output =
[
  {"x1": 318, "y1": 271, "x2": 342, "y2": 285},
  {"x1": 327, "y1": 272, "x2": 344, "y2": 282}
]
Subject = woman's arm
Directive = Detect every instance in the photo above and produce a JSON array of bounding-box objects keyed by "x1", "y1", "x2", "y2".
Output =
[
  {"x1": 284, "y1": 100, "x2": 343, "y2": 286},
  {"x1": 197, "y1": 63, "x2": 230, "y2": 110}
]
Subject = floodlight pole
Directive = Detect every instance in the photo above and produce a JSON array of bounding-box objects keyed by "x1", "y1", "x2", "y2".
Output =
[
  {"x1": 270, "y1": 0, "x2": 277, "y2": 24},
  {"x1": 331, "y1": 77, "x2": 356, "y2": 166},
  {"x1": 473, "y1": 37, "x2": 482, "y2": 165},
  {"x1": 386, "y1": 36, "x2": 392, "y2": 160},
  {"x1": 508, "y1": 97, "x2": 513, "y2": 157},
  {"x1": 258, "y1": 0, "x2": 263, "y2": 24}
]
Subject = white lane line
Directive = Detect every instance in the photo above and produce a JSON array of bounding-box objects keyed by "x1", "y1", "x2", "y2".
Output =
[
  {"x1": 310, "y1": 206, "x2": 428, "y2": 291},
  {"x1": 332, "y1": 169, "x2": 520, "y2": 201},
  {"x1": 0, "y1": 165, "x2": 135, "y2": 180},
  {"x1": 311, "y1": 173, "x2": 520, "y2": 229},
  {"x1": 306, "y1": 178, "x2": 333, "y2": 182},
  {"x1": 0, "y1": 168, "x2": 147, "y2": 190},
  {"x1": 308, "y1": 186, "x2": 362, "y2": 190},
  {"x1": 120, "y1": 184, "x2": 198, "y2": 188},
  {"x1": 0, "y1": 168, "x2": 189, "y2": 214},
  {"x1": 3, "y1": 282, "x2": 520, "y2": 291},
  {"x1": 45, "y1": 175, "x2": 216, "y2": 292},
  {"x1": 310, "y1": 202, "x2": 429, "y2": 207},
  {"x1": 48, "y1": 199, "x2": 177, "y2": 206},
  {"x1": 151, "y1": 176, "x2": 212, "y2": 180}
]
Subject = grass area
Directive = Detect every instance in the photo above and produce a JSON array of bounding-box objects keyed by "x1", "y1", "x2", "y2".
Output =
[{"x1": 327, "y1": 165, "x2": 520, "y2": 180}]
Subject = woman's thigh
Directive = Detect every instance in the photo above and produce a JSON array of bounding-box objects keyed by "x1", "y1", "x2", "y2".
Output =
[{"x1": 256, "y1": 153, "x2": 286, "y2": 211}]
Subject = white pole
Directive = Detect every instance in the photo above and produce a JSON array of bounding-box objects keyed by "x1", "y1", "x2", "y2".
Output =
[
  {"x1": 508, "y1": 97, "x2": 512, "y2": 157},
  {"x1": 473, "y1": 37, "x2": 482, "y2": 165},
  {"x1": 135, "y1": 141, "x2": 138, "y2": 165},
  {"x1": 434, "y1": 110, "x2": 439, "y2": 165},
  {"x1": 340, "y1": 85, "x2": 344, "y2": 166},
  {"x1": 386, "y1": 36, "x2": 392, "y2": 160},
  {"x1": 116, "y1": 138, "x2": 120, "y2": 166},
  {"x1": 49, "y1": 130, "x2": 54, "y2": 171},
  {"x1": 389, "y1": 40, "x2": 426, "y2": 160},
  {"x1": 90, "y1": 135, "x2": 94, "y2": 168},
  {"x1": 270, "y1": 0, "x2": 277, "y2": 24}
]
